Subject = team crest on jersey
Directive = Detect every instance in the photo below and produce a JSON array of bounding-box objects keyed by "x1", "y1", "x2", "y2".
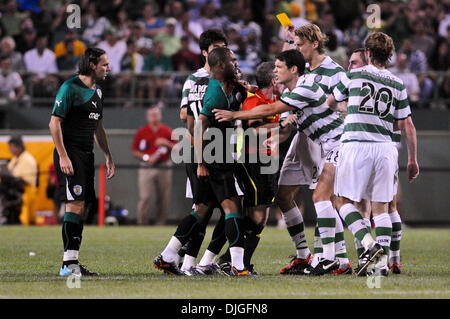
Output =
[
  {"x1": 73, "y1": 185, "x2": 83, "y2": 196},
  {"x1": 314, "y1": 74, "x2": 322, "y2": 83},
  {"x1": 97, "y1": 89, "x2": 102, "y2": 99}
]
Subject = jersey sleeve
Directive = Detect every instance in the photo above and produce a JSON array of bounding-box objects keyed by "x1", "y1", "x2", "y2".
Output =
[
  {"x1": 51, "y1": 82, "x2": 73, "y2": 118},
  {"x1": 279, "y1": 86, "x2": 312, "y2": 111},
  {"x1": 201, "y1": 79, "x2": 227, "y2": 118},
  {"x1": 332, "y1": 71, "x2": 351, "y2": 102},
  {"x1": 392, "y1": 84, "x2": 412, "y2": 120},
  {"x1": 180, "y1": 75, "x2": 193, "y2": 109}
]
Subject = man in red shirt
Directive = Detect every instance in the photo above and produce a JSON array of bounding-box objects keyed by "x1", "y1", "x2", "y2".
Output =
[{"x1": 132, "y1": 107, "x2": 176, "y2": 225}]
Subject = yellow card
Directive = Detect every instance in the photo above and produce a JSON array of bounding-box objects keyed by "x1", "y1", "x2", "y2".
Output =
[{"x1": 276, "y1": 13, "x2": 293, "y2": 28}]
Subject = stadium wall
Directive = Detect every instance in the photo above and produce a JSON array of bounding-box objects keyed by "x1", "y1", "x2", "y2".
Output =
[{"x1": 1, "y1": 107, "x2": 449, "y2": 225}]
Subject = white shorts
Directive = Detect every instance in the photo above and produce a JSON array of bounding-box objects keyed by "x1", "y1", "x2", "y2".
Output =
[
  {"x1": 278, "y1": 132, "x2": 321, "y2": 186},
  {"x1": 334, "y1": 142, "x2": 399, "y2": 203},
  {"x1": 310, "y1": 138, "x2": 341, "y2": 189}
]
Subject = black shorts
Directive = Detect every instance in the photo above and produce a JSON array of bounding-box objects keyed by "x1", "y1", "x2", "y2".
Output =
[
  {"x1": 54, "y1": 148, "x2": 96, "y2": 204},
  {"x1": 234, "y1": 161, "x2": 276, "y2": 207},
  {"x1": 185, "y1": 162, "x2": 217, "y2": 206},
  {"x1": 205, "y1": 163, "x2": 239, "y2": 204}
]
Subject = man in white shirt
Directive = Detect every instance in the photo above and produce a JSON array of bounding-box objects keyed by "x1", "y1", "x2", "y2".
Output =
[
  {"x1": 97, "y1": 28, "x2": 127, "y2": 74},
  {"x1": 0, "y1": 56, "x2": 25, "y2": 104},
  {"x1": 23, "y1": 34, "x2": 59, "y2": 100}
]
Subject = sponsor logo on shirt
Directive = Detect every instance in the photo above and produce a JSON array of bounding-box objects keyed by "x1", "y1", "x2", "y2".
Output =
[{"x1": 89, "y1": 112, "x2": 100, "y2": 120}]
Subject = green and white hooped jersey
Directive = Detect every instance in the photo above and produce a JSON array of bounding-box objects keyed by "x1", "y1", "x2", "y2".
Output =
[
  {"x1": 333, "y1": 64, "x2": 411, "y2": 143},
  {"x1": 180, "y1": 68, "x2": 209, "y2": 109},
  {"x1": 280, "y1": 74, "x2": 344, "y2": 144},
  {"x1": 305, "y1": 56, "x2": 345, "y2": 96}
]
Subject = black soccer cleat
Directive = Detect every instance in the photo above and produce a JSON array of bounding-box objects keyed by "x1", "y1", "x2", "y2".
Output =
[
  {"x1": 246, "y1": 264, "x2": 260, "y2": 276},
  {"x1": 216, "y1": 261, "x2": 233, "y2": 276},
  {"x1": 280, "y1": 254, "x2": 314, "y2": 275},
  {"x1": 366, "y1": 266, "x2": 389, "y2": 277},
  {"x1": 78, "y1": 263, "x2": 99, "y2": 276},
  {"x1": 153, "y1": 254, "x2": 184, "y2": 276},
  {"x1": 356, "y1": 243, "x2": 384, "y2": 276},
  {"x1": 309, "y1": 259, "x2": 339, "y2": 276}
]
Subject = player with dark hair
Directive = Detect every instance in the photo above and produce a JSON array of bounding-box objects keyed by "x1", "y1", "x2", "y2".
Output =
[
  {"x1": 215, "y1": 49, "x2": 349, "y2": 275},
  {"x1": 50, "y1": 47, "x2": 115, "y2": 277}
]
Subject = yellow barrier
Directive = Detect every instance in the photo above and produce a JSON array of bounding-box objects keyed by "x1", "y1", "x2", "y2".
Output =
[{"x1": 0, "y1": 136, "x2": 55, "y2": 225}]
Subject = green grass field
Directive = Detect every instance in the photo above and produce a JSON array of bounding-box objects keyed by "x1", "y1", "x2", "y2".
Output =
[{"x1": 0, "y1": 225, "x2": 449, "y2": 299}]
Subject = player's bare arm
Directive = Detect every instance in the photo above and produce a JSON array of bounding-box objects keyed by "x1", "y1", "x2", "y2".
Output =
[
  {"x1": 194, "y1": 114, "x2": 210, "y2": 178},
  {"x1": 94, "y1": 119, "x2": 115, "y2": 179},
  {"x1": 213, "y1": 100, "x2": 292, "y2": 122},
  {"x1": 180, "y1": 107, "x2": 188, "y2": 122},
  {"x1": 49, "y1": 115, "x2": 74, "y2": 176},
  {"x1": 395, "y1": 116, "x2": 419, "y2": 183}
]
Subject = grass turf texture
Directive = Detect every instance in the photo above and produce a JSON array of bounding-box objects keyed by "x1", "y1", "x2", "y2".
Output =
[{"x1": 0, "y1": 226, "x2": 449, "y2": 299}]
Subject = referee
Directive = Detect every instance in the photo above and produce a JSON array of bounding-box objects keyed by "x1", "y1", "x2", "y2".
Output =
[{"x1": 49, "y1": 48, "x2": 115, "y2": 277}]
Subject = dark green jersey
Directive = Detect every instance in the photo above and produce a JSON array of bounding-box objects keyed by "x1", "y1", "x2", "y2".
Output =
[{"x1": 51, "y1": 76, "x2": 104, "y2": 152}]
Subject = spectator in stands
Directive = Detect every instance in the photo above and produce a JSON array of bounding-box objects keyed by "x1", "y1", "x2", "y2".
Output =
[
  {"x1": 187, "y1": 0, "x2": 221, "y2": 21},
  {"x1": 153, "y1": 17, "x2": 181, "y2": 57},
  {"x1": 144, "y1": 41, "x2": 173, "y2": 101},
  {"x1": 56, "y1": 39, "x2": 79, "y2": 73},
  {"x1": 0, "y1": 0, "x2": 26, "y2": 37},
  {"x1": 398, "y1": 37, "x2": 427, "y2": 73},
  {"x1": 343, "y1": 16, "x2": 369, "y2": 47},
  {"x1": 235, "y1": 36, "x2": 259, "y2": 73},
  {"x1": 175, "y1": 10, "x2": 203, "y2": 54},
  {"x1": 7, "y1": 135, "x2": 38, "y2": 225},
  {"x1": 116, "y1": 39, "x2": 144, "y2": 108},
  {"x1": 98, "y1": 27, "x2": 127, "y2": 74},
  {"x1": 0, "y1": 36, "x2": 25, "y2": 72},
  {"x1": 325, "y1": 32, "x2": 347, "y2": 68},
  {"x1": 114, "y1": 6, "x2": 132, "y2": 40},
  {"x1": 390, "y1": 53, "x2": 420, "y2": 107},
  {"x1": 172, "y1": 35, "x2": 202, "y2": 71},
  {"x1": 383, "y1": 0, "x2": 410, "y2": 48},
  {"x1": 0, "y1": 56, "x2": 26, "y2": 105},
  {"x1": 24, "y1": 33, "x2": 59, "y2": 100},
  {"x1": 54, "y1": 29, "x2": 86, "y2": 59},
  {"x1": 14, "y1": 21, "x2": 37, "y2": 54},
  {"x1": 81, "y1": 3, "x2": 112, "y2": 46},
  {"x1": 260, "y1": 37, "x2": 283, "y2": 62},
  {"x1": 129, "y1": 21, "x2": 153, "y2": 56},
  {"x1": 139, "y1": 1, "x2": 165, "y2": 38},
  {"x1": 132, "y1": 106, "x2": 176, "y2": 225},
  {"x1": 430, "y1": 37, "x2": 450, "y2": 71},
  {"x1": 226, "y1": 23, "x2": 240, "y2": 52},
  {"x1": 197, "y1": 1, "x2": 223, "y2": 31},
  {"x1": 277, "y1": 2, "x2": 310, "y2": 40},
  {"x1": 239, "y1": 7, "x2": 262, "y2": 52},
  {"x1": 319, "y1": 10, "x2": 344, "y2": 46},
  {"x1": 411, "y1": 18, "x2": 436, "y2": 59}
]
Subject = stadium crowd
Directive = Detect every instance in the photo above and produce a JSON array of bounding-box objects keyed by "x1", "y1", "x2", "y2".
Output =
[{"x1": 0, "y1": 0, "x2": 448, "y2": 108}]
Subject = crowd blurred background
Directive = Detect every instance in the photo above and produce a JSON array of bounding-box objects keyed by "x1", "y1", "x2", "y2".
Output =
[{"x1": 0, "y1": 0, "x2": 448, "y2": 109}]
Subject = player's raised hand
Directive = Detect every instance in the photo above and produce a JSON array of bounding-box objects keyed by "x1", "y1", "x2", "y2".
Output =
[
  {"x1": 407, "y1": 160, "x2": 419, "y2": 183},
  {"x1": 284, "y1": 25, "x2": 295, "y2": 42},
  {"x1": 213, "y1": 109, "x2": 234, "y2": 122},
  {"x1": 59, "y1": 155, "x2": 74, "y2": 176}
]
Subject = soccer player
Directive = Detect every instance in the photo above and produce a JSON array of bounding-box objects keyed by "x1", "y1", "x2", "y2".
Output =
[
  {"x1": 328, "y1": 32, "x2": 419, "y2": 276},
  {"x1": 274, "y1": 23, "x2": 352, "y2": 275},
  {"x1": 214, "y1": 49, "x2": 347, "y2": 275},
  {"x1": 347, "y1": 48, "x2": 404, "y2": 274},
  {"x1": 195, "y1": 46, "x2": 249, "y2": 276},
  {"x1": 215, "y1": 61, "x2": 293, "y2": 275},
  {"x1": 176, "y1": 29, "x2": 228, "y2": 274},
  {"x1": 50, "y1": 48, "x2": 115, "y2": 277}
]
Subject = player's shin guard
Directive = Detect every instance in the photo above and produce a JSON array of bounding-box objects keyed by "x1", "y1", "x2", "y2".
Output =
[
  {"x1": 62, "y1": 212, "x2": 82, "y2": 266},
  {"x1": 173, "y1": 211, "x2": 201, "y2": 246},
  {"x1": 283, "y1": 205, "x2": 311, "y2": 259},
  {"x1": 334, "y1": 209, "x2": 350, "y2": 267},
  {"x1": 315, "y1": 201, "x2": 336, "y2": 261},
  {"x1": 339, "y1": 204, "x2": 375, "y2": 250},
  {"x1": 225, "y1": 213, "x2": 245, "y2": 270},
  {"x1": 243, "y1": 217, "x2": 265, "y2": 267},
  {"x1": 206, "y1": 211, "x2": 227, "y2": 255},
  {"x1": 373, "y1": 213, "x2": 392, "y2": 268},
  {"x1": 389, "y1": 211, "x2": 402, "y2": 264}
]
